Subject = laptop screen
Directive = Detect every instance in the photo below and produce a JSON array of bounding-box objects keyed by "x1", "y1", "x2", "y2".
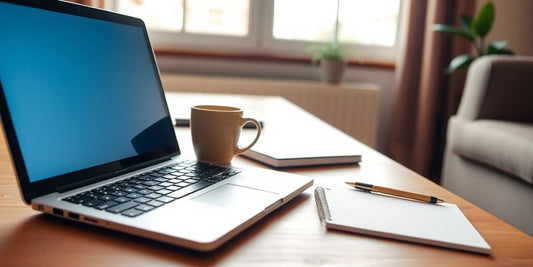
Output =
[{"x1": 0, "y1": 0, "x2": 179, "y2": 190}]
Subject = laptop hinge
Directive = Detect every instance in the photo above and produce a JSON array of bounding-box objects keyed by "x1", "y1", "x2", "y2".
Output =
[{"x1": 56, "y1": 156, "x2": 172, "y2": 193}]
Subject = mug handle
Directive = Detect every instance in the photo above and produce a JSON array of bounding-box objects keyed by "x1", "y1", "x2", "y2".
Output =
[{"x1": 234, "y1": 118, "x2": 262, "y2": 155}]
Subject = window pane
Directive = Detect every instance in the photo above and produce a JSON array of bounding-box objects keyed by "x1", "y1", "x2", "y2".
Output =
[
  {"x1": 273, "y1": 0, "x2": 400, "y2": 47},
  {"x1": 116, "y1": 0, "x2": 183, "y2": 32},
  {"x1": 338, "y1": 0, "x2": 400, "y2": 47},
  {"x1": 273, "y1": 0, "x2": 337, "y2": 42},
  {"x1": 185, "y1": 0, "x2": 249, "y2": 36}
]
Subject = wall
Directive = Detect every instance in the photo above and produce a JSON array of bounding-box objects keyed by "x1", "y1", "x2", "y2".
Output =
[
  {"x1": 156, "y1": 55, "x2": 395, "y2": 153},
  {"x1": 477, "y1": 0, "x2": 533, "y2": 57}
]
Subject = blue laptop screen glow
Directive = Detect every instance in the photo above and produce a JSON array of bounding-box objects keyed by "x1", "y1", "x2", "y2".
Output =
[{"x1": 0, "y1": 2, "x2": 177, "y2": 183}]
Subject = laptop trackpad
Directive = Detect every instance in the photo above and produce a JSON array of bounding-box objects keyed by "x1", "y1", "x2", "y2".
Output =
[{"x1": 192, "y1": 184, "x2": 279, "y2": 209}]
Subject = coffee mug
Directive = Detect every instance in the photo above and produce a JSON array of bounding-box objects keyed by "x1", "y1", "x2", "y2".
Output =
[{"x1": 190, "y1": 105, "x2": 261, "y2": 165}]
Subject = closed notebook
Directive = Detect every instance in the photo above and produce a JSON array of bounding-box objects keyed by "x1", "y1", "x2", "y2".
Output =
[{"x1": 314, "y1": 187, "x2": 491, "y2": 254}]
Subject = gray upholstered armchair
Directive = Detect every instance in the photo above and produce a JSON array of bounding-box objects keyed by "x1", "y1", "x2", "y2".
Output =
[{"x1": 441, "y1": 55, "x2": 533, "y2": 236}]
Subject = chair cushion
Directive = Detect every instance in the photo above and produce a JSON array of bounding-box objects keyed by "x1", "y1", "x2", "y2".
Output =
[
  {"x1": 477, "y1": 57, "x2": 533, "y2": 122},
  {"x1": 448, "y1": 117, "x2": 533, "y2": 184}
]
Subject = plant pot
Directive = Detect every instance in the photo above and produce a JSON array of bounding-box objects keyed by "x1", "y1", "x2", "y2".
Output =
[{"x1": 320, "y1": 58, "x2": 346, "y2": 84}]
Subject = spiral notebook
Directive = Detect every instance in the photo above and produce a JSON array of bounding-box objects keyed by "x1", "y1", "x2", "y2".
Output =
[{"x1": 314, "y1": 187, "x2": 491, "y2": 254}]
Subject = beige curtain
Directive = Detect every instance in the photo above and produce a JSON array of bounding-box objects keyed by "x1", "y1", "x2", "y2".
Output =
[{"x1": 387, "y1": 0, "x2": 475, "y2": 183}]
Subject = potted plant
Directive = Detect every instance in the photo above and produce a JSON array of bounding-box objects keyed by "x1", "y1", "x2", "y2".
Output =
[
  {"x1": 304, "y1": 0, "x2": 356, "y2": 84},
  {"x1": 432, "y1": 1, "x2": 514, "y2": 73},
  {"x1": 306, "y1": 42, "x2": 347, "y2": 84}
]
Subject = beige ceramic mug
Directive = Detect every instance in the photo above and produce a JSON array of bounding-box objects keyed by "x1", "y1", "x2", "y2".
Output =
[{"x1": 190, "y1": 105, "x2": 261, "y2": 165}]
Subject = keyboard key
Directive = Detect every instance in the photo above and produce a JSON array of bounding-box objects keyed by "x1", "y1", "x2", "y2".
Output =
[
  {"x1": 171, "y1": 165, "x2": 185, "y2": 170},
  {"x1": 168, "y1": 181, "x2": 212, "y2": 199},
  {"x1": 68, "y1": 195, "x2": 93, "y2": 204},
  {"x1": 143, "y1": 180, "x2": 159, "y2": 186},
  {"x1": 114, "y1": 196, "x2": 131, "y2": 203},
  {"x1": 126, "y1": 193, "x2": 143, "y2": 199},
  {"x1": 137, "y1": 189, "x2": 153, "y2": 195},
  {"x1": 122, "y1": 208, "x2": 144, "y2": 217},
  {"x1": 98, "y1": 195, "x2": 115, "y2": 201},
  {"x1": 167, "y1": 185, "x2": 181, "y2": 191},
  {"x1": 177, "y1": 182, "x2": 191, "y2": 187},
  {"x1": 95, "y1": 200, "x2": 119, "y2": 210},
  {"x1": 148, "y1": 185, "x2": 164, "y2": 191},
  {"x1": 157, "y1": 196, "x2": 174, "y2": 203},
  {"x1": 156, "y1": 189, "x2": 172, "y2": 195},
  {"x1": 133, "y1": 184, "x2": 148, "y2": 190},
  {"x1": 135, "y1": 204, "x2": 155, "y2": 212},
  {"x1": 80, "y1": 191, "x2": 94, "y2": 197},
  {"x1": 110, "y1": 191, "x2": 127, "y2": 197},
  {"x1": 63, "y1": 196, "x2": 82, "y2": 204},
  {"x1": 134, "y1": 197, "x2": 151, "y2": 204},
  {"x1": 123, "y1": 187, "x2": 137, "y2": 193},
  {"x1": 146, "y1": 200, "x2": 164, "y2": 207},
  {"x1": 172, "y1": 172, "x2": 187, "y2": 177},
  {"x1": 106, "y1": 201, "x2": 139, "y2": 213},
  {"x1": 82, "y1": 198, "x2": 103, "y2": 207},
  {"x1": 159, "y1": 168, "x2": 174, "y2": 174},
  {"x1": 144, "y1": 193, "x2": 162, "y2": 199},
  {"x1": 138, "y1": 175, "x2": 152, "y2": 181}
]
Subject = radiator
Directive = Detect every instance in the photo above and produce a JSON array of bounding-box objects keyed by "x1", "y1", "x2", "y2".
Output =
[{"x1": 161, "y1": 74, "x2": 380, "y2": 148}]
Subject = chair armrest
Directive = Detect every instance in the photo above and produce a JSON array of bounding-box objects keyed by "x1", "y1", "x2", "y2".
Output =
[{"x1": 456, "y1": 55, "x2": 533, "y2": 122}]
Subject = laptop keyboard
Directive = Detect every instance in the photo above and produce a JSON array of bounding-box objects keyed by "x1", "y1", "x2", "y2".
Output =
[{"x1": 62, "y1": 160, "x2": 241, "y2": 218}]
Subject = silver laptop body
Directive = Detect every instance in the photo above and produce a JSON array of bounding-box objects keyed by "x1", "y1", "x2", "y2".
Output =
[{"x1": 0, "y1": 0, "x2": 312, "y2": 251}]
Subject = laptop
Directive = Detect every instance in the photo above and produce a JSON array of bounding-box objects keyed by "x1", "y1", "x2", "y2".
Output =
[{"x1": 0, "y1": 0, "x2": 313, "y2": 251}]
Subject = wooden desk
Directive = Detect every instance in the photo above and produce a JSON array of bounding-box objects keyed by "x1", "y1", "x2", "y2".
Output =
[{"x1": 0, "y1": 92, "x2": 531, "y2": 266}]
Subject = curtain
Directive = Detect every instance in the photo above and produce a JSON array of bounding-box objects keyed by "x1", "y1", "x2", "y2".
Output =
[{"x1": 387, "y1": 0, "x2": 475, "y2": 183}]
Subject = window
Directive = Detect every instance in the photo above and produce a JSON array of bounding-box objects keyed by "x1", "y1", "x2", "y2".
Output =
[
  {"x1": 184, "y1": 0, "x2": 249, "y2": 36},
  {"x1": 115, "y1": 0, "x2": 249, "y2": 36},
  {"x1": 272, "y1": 0, "x2": 399, "y2": 47},
  {"x1": 106, "y1": 0, "x2": 401, "y2": 62},
  {"x1": 115, "y1": 0, "x2": 184, "y2": 32}
]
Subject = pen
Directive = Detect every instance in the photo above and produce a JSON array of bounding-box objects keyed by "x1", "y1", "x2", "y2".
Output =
[{"x1": 345, "y1": 182, "x2": 444, "y2": 204}]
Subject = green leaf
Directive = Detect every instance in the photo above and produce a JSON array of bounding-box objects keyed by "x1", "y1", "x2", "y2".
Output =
[
  {"x1": 432, "y1": 24, "x2": 473, "y2": 40},
  {"x1": 306, "y1": 43, "x2": 345, "y2": 63},
  {"x1": 489, "y1": 41, "x2": 508, "y2": 50},
  {"x1": 471, "y1": 2, "x2": 494, "y2": 37},
  {"x1": 459, "y1": 16, "x2": 475, "y2": 40},
  {"x1": 487, "y1": 41, "x2": 515, "y2": 55},
  {"x1": 311, "y1": 56, "x2": 320, "y2": 65},
  {"x1": 445, "y1": 54, "x2": 474, "y2": 73}
]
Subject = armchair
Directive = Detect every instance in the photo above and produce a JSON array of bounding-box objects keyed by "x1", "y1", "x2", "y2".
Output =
[{"x1": 441, "y1": 55, "x2": 533, "y2": 236}]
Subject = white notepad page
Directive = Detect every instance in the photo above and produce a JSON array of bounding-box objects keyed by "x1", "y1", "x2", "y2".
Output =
[{"x1": 315, "y1": 187, "x2": 491, "y2": 254}]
